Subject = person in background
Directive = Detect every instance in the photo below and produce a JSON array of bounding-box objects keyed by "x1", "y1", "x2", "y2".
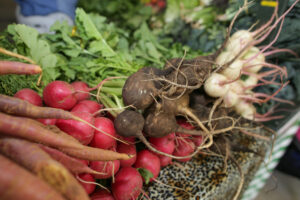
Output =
[{"x1": 14, "y1": 0, "x2": 78, "y2": 33}]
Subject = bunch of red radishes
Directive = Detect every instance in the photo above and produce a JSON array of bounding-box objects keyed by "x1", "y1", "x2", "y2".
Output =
[{"x1": 13, "y1": 80, "x2": 202, "y2": 200}]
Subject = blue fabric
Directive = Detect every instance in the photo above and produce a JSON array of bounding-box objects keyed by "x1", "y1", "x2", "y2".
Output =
[{"x1": 14, "y1": 0, "x2": 78, "y2": 19}]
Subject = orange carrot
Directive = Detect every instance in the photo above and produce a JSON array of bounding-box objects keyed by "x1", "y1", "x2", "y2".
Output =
[
  {"x1": 0, "y1": 154, "x2": 66, "y2": 200},
  {"x1": 40, "y1": 145, "x2": 106, "y2": 175},
  {"x1": 0, "y1": 138, "x2": 89, "y2": 200},
  {"x1": 0, "y1": 112, "x2": 131, "y2": 161},
  {"x1": 0, "y1": 94, "x2": 74, "y2": 119},
  {"x1": 0, "y1": 61, "x2": 42, "y2": 75},
  {"x1": 0, "y1": 112, "x2": 83, "y2": 149}
]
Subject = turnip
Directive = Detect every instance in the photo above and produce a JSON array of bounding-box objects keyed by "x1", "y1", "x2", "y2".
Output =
[
  {"x1": 134, "y1": 149, "x2": 161, "y2": 182},
  {"x1": 242, "y1": 47, "x2": 265, "y2": 73},
  {"x1": 111, "y1": 167, "x2": 143, "y2": 200},
  {"x1": 221, "y1": 59, "x2": 244, "y2": 80},
  {"x1": 234, "y1": 100, "x2": 255, "y2": 120},
  {"x1": 43, "y1": 80, "x2": 77, "y2": 110},
  {"x1": 216, "y1": 51, "x2": 234, "y2": 66},
  {"x1": 56, "y1": 112, "x2": 95, "y2": 145},
  {"x1": 90, "y1": 160, "x2": 120, "y2": 179},
  {"x1": 89, "y1": 117, "x2": 117, "y2": 149},
  {"x1": 204, "y1": 73, "x2": 230, "y2": 98},
  {"x1": 226, "y1": 30, "x2": 254, "y2": 56},
  {"x1": 14, "y1": 88, "x2": 43, "y2": 106}
]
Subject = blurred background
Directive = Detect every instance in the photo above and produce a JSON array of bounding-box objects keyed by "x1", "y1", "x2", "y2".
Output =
[{"x1": 0, "y1": 0, "x2": 300, "y2": 199}]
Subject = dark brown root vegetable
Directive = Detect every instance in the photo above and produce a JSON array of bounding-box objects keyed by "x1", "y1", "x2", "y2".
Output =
[
  {"x1": 122, "y1": 67, "x2": 160, "y2": 110},
  {"x1": 0, "y1": 138, "x2": 89, "y2": 200},
  {"x1": 0, "y1": 154, "x2": 66, "y2": 200},
  {"x1": 160, "y1": 93, "x2": 210, "y2": 134},
  {"x1": 143, "y1": 111, "x2": 205, "y2": 137},
  {"x1": 114, "y1": 109, "x2": 205, "y2": 159}
]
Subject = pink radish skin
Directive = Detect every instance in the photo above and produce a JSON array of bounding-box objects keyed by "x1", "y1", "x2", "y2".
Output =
[
  {"x1": 78, "y1": 173, "x2": 96, "y2": 195},
  {"x1": 37, "y1": 118, "x2": 57, "y2": 125},
  {"x1": 90, "y1": 160, "x2": 120, "y2": 179},
  {"x1": 72, "y1": 100, "x2": 103, "y2": 115},
  {"x1": 111, "y1": 167, "x2": 143, "y2": 200},
  {"x1": 173, "y1": 138, "x2": 195, "y2": 162},
  {"x1": 71, "y1": 81, "x2": 91, "y2": 101},
  {"x1": 192, "y1": 136, "x2": 203, "y2": 146},
  {"x1": 119, "y1": 136, "x2": 136, "y2": 144},
  {"x1": 14, "y1": 88, "x2": 43, "y2": 106},
  {"x1": 43, "y1": 80, "x2": 77, "y2": 110},
  {"x1": 56, "y1": 112, "x2": 95, "y2": 145},
  {"x1": 117, "y1": 143, "x2": 137, "y2": 167},
  {"x1": 90, "y1": 117, "x2": 117, "y2": 149},
  {"x1": 90, "y1": 190, "x2": 114, "y2": 200},
  {"x1": 149, "y1": 135, "x2": 175, "y2": 167},
  {"x1": 159, "y1": 155, "x2": 172, "y2": 167},
  {"x1": 134, "y1": 150, "x2": 160, "y2": 182}
]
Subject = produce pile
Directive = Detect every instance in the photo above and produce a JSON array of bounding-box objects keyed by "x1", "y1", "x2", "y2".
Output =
[{"x1": 0, "y1": 1, "x2": 299, "y2": 200}]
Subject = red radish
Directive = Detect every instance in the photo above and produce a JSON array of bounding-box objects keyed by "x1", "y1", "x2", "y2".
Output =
[
  {"x1": 117, "y1": 143, "x2": 136, "y2": 167},
  {"x1": 89, "y1": 117, "x2": 117, "y2": 149},
  {"x1": 72, "y1": 100, "x2": 102, "y2": 114},
  {"x1": 79, "y1": 159, "x2": 89, "y2": 166},
  {"x1": 159, "y1": 155, "x2": 172, "y2": 167},
  {"x1": 111, "y1": 167, "x2": 143, "y2": 200},
  {"x1": 119, "y1": 136, "x2": 135, "y2": 144},
  {"x1": 90, "y1": 190, "x2": 114, "y2": 200},
  {"x1": 149, "y1": 134, "x2": 175, "y2": 167},
  {"x1": 173, "y1": 138, "x2": 195, "y2": 162},
  {"x1": 37, "y1": 118, "x2": 57, "y2": 125},
  {"x1": 134, "y1": 149, "x2": 160, "y2": 182},
  {"x1": 14, "y1": 88, "x2": 43, "y2": 106},
  {"x1": 71, "y1": 81, "x2": 91, "y2": 101},
  {"x1": 78, "y1": 173, "x2": 96, "y2": 195},
  {"x1": 56, "y1": 112, "x2": 95, "y2": 145},
  {"x1": 192, "y1": 136, "x2": 203, "y2": 146},
  {"x1": 90, "y1": 160, "x2": 120, "y2": 179},
  {"x1": 43, "y1": 80, "x2": 77, "y2": 110}
]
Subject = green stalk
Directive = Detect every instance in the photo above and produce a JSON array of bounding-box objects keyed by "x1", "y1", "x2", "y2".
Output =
[
  {"x1": 100, "y1": 87, "x2": 122, "y2": 96},
  {"x1": 99, "y1": 93, "x2": 121, "y2": 117},
  {"x1": 102, "y1": 80, "x2": 126, "y2": 87}
]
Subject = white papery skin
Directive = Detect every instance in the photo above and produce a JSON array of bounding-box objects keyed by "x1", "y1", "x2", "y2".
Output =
[
  {"x1": 204, "y1": 73, "x2": 230, "y2": 97},
  {"x1": 221, "y1": 59, "x2": 244, "y2": 80},
  {"x1": 242, "y1": 76, "x2": 258, "y2": 88},
  {"x1": 234, "y1": 100, "x2": 256, "y2": 120},
  {"x1": 223, "y1": 90, "x2": 239, "y2": 107},
  {"x1": 242, "y1": 47, "x2": 265, "y2": 73},
  {"x1": 215, "y1": 51, "x2": 234, "y2": 66},
  {"x1": 226, "y1": 30, "x2": 254, "y2": 57}
]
